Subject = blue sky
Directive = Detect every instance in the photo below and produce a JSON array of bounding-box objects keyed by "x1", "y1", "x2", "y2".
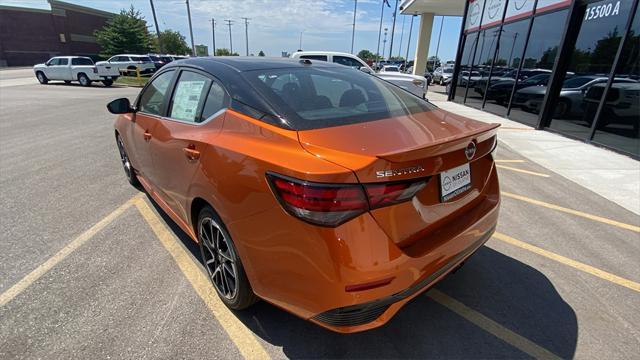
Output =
[{"x1": 1, "y1": 0, "x2": 462, "y2": 61}]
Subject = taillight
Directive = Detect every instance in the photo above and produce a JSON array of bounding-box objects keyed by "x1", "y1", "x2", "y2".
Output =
[{"x1": 267, "y1": 173, "x2": 428, "y2": 227}]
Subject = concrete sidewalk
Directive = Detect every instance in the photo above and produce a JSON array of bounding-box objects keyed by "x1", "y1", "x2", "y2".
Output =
[{"x1": 426, "y1": 89, "x2": 640, "y2": 216}]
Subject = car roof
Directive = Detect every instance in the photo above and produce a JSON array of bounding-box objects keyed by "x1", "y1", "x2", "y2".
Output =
[{"x1": 168, "y1": 56, "x2": 344, "y2": 72}]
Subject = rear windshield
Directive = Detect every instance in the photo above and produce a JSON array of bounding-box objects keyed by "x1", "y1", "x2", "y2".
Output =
[
  {"x1": 71, "y1": 58, "x2": 93, "y2": 65},
  {"x1": 242, "y1": 66, "x2": 436, "y2": 130}
]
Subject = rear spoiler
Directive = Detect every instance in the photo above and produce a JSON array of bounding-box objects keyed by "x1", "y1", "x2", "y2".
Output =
[{"x1": 377, "y1": 123, "x2": 500, "y2": 163}]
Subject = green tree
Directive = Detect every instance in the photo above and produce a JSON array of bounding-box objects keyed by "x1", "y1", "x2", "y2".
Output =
[
  {"x1": 215, "y1": 48, "x2": 239, "y2": 56},
  {"x1": 357, "y1": 49, "x2": 375, "y2": 61},
  {"x1": 258, "y1": 50, "x2": 265, "y2": 57},
  {"x1": 95, "y1": 6, "x2": 153, "y2": 57},
  {"x1": 154, "y1": 29, "x2": 191, "y2": 55}
]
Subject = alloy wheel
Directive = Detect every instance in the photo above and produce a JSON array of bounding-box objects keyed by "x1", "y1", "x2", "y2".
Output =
[
  {"x1": 199, "y1": 217, "x2": 238, "y2": 300},
  {"x1": 116, "y1": 136, "x2": 133, "y2": 180}
]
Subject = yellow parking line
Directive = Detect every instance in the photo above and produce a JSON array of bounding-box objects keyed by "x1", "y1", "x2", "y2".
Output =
[
  {"x1": 0, "y1": 194, "x2": 143, "y2": 307},
  {"x1": 428, "y1": 289, "x2": 561, "y2": 360},
  {"x1": 502, "y1": 191, "x2": 640, "y2": 233},
  {"x1": 496, "y1": 165, "x2": 550, "y2": 177},
  {"x1": 134, "y1": 199, "x2": 271, "y2": 360},
  {"x1": 495, "y1": 160, "x2": 526, "y2": 163},
  {"x1": 493, "y1": 232, "x2": 640, "y2": 292}
]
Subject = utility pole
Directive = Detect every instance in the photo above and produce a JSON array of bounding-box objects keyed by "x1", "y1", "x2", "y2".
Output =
[
  {"x1": 388, "y1": 0, "x2": 398, "y2": 60},
  {"x1": 224, "y1": 19, "x2": 234, "y2": 54},
  {"x1": 185, "y1": 0, "x2": 195, "y2": 56},
  {"x1": 241, "y1": 17, "x2": 250, "y2": 56},
  {"x1": 434, "y1": 16, "x2": 445, "y2": 70},
  {"x1": 405, "y1": 15, "x2": 415, "y2": 70},
  {"x1": 211, "y1": 18, "x2": 217, "y2": 56},
  {"x1": 149, "y1": 0, "x2": 163, "y2": 53},
  {"x1": 350, "y1": 0, "x2": 358, "y2": 54}
]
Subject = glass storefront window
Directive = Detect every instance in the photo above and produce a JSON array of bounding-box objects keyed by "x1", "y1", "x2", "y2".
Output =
[
  {"x1": 592, "y1": 4, "x2": 640, "y2": 157},
  {"x1": 548, "y1": 0, "x2": 634, "y2": 140},
  {"x1": 465, "y1": 27, "x2": 500, "y2": 108},
  {"x1": 509, "y1": 9, "x2": 569, "y2": 126},
  {"x1": 482, "y1": 18, "x2": 530, "y2": 116},
  {"x1": 454, "y1": 32, "x2": 479, "y2": 103}
]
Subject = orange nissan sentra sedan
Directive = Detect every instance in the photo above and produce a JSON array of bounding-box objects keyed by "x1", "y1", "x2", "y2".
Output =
[{"x1": 108, "y1": 57, "x2": 500, "y2": 333}]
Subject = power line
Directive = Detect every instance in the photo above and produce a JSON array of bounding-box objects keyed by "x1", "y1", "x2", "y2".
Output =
[
  {"x1": 224, "y1": 19, "x2": 234, "y2": 54},
  {"x1": 241, "y1": 17, "x2": 250, "y2": 56}
]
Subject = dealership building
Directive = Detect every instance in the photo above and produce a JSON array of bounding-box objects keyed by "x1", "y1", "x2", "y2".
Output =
[
  {"x1": 0, "y1": 0, "x2": 114, "y2": 67},
  {"x1": 402, "y1": 0, "x2": 639, "y2": 158}
]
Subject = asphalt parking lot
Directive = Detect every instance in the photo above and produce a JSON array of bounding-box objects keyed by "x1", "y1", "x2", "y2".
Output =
[{"x1": 1, "y1": 69, "x2": 639, "y2": 359}]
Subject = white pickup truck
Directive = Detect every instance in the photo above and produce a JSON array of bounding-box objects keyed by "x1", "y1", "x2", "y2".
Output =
[
  {"x1": 291, "y1": 51, "x2": 428, "y2": 98},
  {"x1": 33, "y1": 56, "x2": 120, "y2": 87}
]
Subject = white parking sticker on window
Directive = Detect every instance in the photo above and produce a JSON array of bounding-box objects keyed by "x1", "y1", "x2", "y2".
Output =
[{"x1": 171, "y1": 80, "x2": 205, "y2": 121}]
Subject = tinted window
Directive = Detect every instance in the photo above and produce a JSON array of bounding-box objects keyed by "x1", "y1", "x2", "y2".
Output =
[
  {"x1": 138, "y1": 70, "x2": 175, "y2": 116},
  {"x1": 300, "y1": 55, "x2": 328, "y2": 61},
  {"x1": 71, "y1": 58, "x2": 93, "y2": 65},
  {"x1": 384, "y1": 66, "x2": 399, "y2": 72},
  {"x1": 548, "y1": 0, "x2": 634, "y2": 139},
  {"x1": 454, "y1": 32, "x2": 479, "y2": 103},
  {"x1": 58, "y1": 58, "x2": 69, "y2": 65},
  {"x1": 509, "y1": 9, "x2": 569, "y2": 126},
  {"x1": 466, "y1": 27, "x2": 500, "y2": 108},
  {"x1": 333, "y1": 55, "x2": 363, "y2": 68},
  {"x1": 169, "y1": 71, "x2": 212, "y2": 123},
  {"x1": 201, "y1": 81, "x2": 229, "y2": 121},
  {"x1": 243, "y1": 67, "x2": 436, "y2": 130}
]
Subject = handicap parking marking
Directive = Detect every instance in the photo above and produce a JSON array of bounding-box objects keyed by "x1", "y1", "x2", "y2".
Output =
[
  {"x1": 134, "y1": 198, "x2": 271, "y2": 360},
  {"x1": 0, "y1": 194, "x2": 144, "y2": 307},
  {"x1": 493, "y1": 232, "x2": 640, "y2": 293},
  {"x1": 502, "y1": 191, "x2": 640, "y2": 233},
  {"x1": 428, "y1": 289, "x2": 562, "y2": 360}
]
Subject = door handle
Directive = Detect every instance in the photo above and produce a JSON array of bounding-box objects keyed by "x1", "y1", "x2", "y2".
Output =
[
  {"x1": 143, "y1": 131, "x2": 152, "y2": 141},
  {"x1": 183, "y1": 146, "x2": 200, "y2": 161}
]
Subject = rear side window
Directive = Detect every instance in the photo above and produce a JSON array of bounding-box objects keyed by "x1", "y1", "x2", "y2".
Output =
[
  {"x1": 138, "y1": 70, "x2": 175, "y2": 115},
  {"x1": 300, "y1": 55, "x2": 328, "y2": 61},
  {"x1": 169, "y1": 71, "x2": 211, "y2": 123},
  {"x1": 244, "y1": 67, "x2": 435, "y2": 130},
  {"x1": 333, "y1": 56, "x2": 363, "y2": 68},
  {"x1": 71, "y1": 58, "x2": 93, "y2": 65},
  {"x1": 201, "y1": 81, "x2": 229, "y2": 121}
]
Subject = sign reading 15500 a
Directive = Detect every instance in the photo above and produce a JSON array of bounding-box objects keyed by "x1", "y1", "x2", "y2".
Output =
[{"x1": 585, "y1": 0, "x2": 622, "y2": 22}]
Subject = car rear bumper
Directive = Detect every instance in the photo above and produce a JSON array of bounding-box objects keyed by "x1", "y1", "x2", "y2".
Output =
[{"x1": 227, "y1": 162, "x2": 500, "y2": 333}]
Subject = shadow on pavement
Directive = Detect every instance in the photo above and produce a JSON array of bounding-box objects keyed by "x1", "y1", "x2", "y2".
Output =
[{"x1": 145, "y1": 194, "x2": 577, "y2": 359}]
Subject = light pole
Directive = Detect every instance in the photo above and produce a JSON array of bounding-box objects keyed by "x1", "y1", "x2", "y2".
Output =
[
  {"x1": 299, "y1": 30, "x2": 305, "y2": 51},
  {"x1": 210, "y1": 18, "x2": 216, "y2": 56},
  {"x1": 241, "y1": 17, "x2": 250, "y2": 56},
  {"x1": 405, "y1": 15, "x2": 415, "y2": 71},
  {"x1": 375, "y1": 0, "x2": 387, "y2": 64},
  {"x1": 350, "y1": 0, "x2": 358, "y2": 54},
  {"x1": 434, "y1": 16, "x2": 445, "y2": 70},
  {"x1": 382, "y1": 28, "x2": 388, "y2": 60},
  {"x1": 225, "y1": 19, "x2": 234, "y2": 54},
  {"x1": 397, "y1": 13, "x2": 405, "y2": 58},
  {"x1": 185, "y1": 0, "x2": 195, "y2": 56},
  {"x1": 388, "y1": 0, "x2": 398, "y2": 60},
  {"x1": 149, "y1": 0, "x2": 163, "y2": 53}
]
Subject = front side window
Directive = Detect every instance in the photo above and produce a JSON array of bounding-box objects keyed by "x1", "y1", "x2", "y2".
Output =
[
  {"x1": 333, "y1": 56, "x2": 364, "y2": 68},
  {"x1": 169, "y1": 71, "x2": 212, "y2": 122},
  {"x1": 244, "y1": 67, "x2": 436, "y2": 130},
  {"x1": 58, "y1": 58, "x2": 69, "y2": 66},
  {"x1": 47, "y1": 58, "x2": 60, "y2": 66},
  {"x1": 138, "y1": 70, "x2": 175, "y2": 116}
]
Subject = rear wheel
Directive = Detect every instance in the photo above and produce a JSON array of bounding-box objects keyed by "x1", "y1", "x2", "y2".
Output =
[
  {"x1": 116, "y1": 134, "x2": 139, "y2": 187},
  {"x1": 198, "y1": 206, "x2": 258, "y2": 310},
  {"x1": 102, "y1": 79, "x2": 114, "y2": 87},
  {"x1": 78, "y1": 73, "x2": 91, "y2": 87},
  {"x1": 36, "y1": 72, "x2": 48, "y2": 84}
]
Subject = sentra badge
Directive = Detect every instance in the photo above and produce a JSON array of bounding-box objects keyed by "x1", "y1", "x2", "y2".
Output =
[{"x1": 376, "y1": 165, "x2": 425, "y2": 178}]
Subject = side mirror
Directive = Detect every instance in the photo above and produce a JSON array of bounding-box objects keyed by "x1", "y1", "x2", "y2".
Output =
[
  {"x1": 359, "y1": 66, "x2": 373, "y2": 74},
  {"x1": 107, "y1": 98, "x2": 134, "y2": 114}
]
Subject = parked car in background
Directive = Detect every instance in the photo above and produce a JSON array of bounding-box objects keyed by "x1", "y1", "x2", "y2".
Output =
[
  {"x1": 432, "y1": 67, "x2": 453, "y2": 85},
  {"x1": 513, "y1": 76, "x2": 637, "y2": 117},
  {"x1": 33, "y1": 56, "x2": 120, "y2": 87},
  {"x1": 484, "y1": 74, "x2": 551, "y2": 104},
  {"x1": 583, "y1": 82, "x2": 640, "y2": 131},
  {"x1": 97, "y1": 54, "x2": 156, "y2": 75},
  {"x1": 457, "y1": 71, "x2": 482, "y2": 87},
  {"x1": 474, "y1": 69, "x2": 552, "y2": 96},
  {"x1": 291, "y1": 51, "x2": 428, "y2": 98},
  {"x1": 147, "y1": 54, "x2": 174, "y2": 70},
  {"x1": 380, "y1": 65, "x2": 400, "y2": 73},
  {"x1": 107, "y1": 57, "x2": 500, "y2": 333}
]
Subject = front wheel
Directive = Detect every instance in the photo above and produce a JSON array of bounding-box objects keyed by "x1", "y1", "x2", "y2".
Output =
[
  {"x1": 115, "y1": 134, "x2": 139, "y2": 187},
  {"x1": 36, "y1": 72, "x2": 48, "y2": 84},
  {"x1": 78, "y1": 73, "x2": 92, "y2": 87},
  {"x1": 198, "y1": 207, "x2": 258, "y2": 310}
]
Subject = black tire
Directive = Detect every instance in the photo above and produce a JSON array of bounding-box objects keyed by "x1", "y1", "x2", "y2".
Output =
[
  {"x1": 36, "y1": 71, "x2": 48, "y2": 84},
  {"x1": 64, "y1": 80, "x2": 71, "y2": 84},
  {"x1": 78, "y1": 73, "x2": 92, "y2": 87},
  {"x1": 102, "y1": 79, "x2": 114, "y2": 87},
  {"x1": 554, "y1": 99, "x2": 570, "y2": 118},
  {"x1": 197, "y1": 206, "x2": 258, "y2": 310},
  {"x1": 115, "y1": 134, "x2": 140, "y2": 187}
]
